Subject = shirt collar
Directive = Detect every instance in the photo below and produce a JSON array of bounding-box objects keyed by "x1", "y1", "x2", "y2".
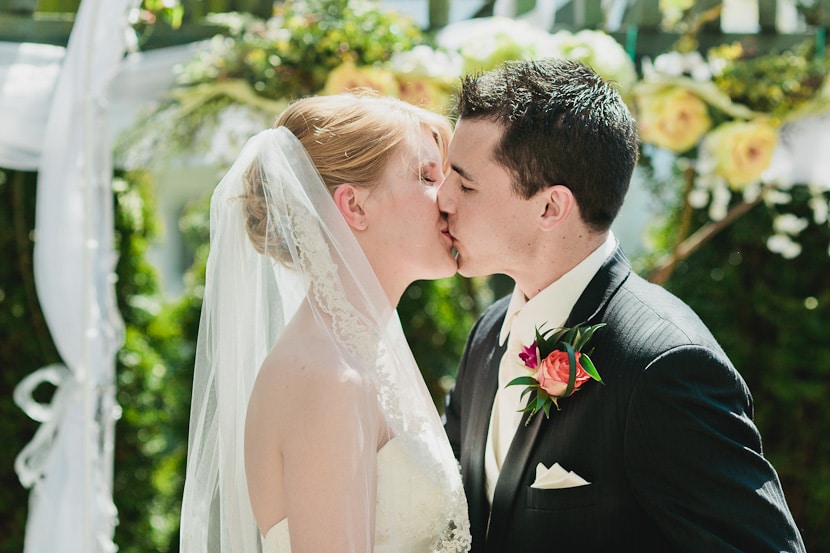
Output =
[{"x1": 498, "y1": 232, "x2": 617, "y2": 347}]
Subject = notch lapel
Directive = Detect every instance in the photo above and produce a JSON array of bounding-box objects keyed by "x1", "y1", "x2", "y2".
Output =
[
  {"x1": 566, "y1": 244, "x2": 630, "y2": 327},
  {"x1": 463, "y1": 337, "x2": 504, "y2": 545},
  {"x1": 486, "y1": 404, "x2": 544, "y2": 551}
]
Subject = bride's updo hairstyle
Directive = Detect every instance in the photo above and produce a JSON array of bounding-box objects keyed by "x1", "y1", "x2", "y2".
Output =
[{"x1": 242, "y1": 91, "x2": 452, "y2": 265}]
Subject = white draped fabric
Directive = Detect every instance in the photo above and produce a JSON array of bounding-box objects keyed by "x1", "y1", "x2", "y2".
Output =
[
  {"x1": 0, "y1": 40, "x2": 201, "y2": 171},
  {"x1": 2, "y1": 17, "x2": 202, "y2": 553},
  {"x1": 9, "y1": 1, "x2": 137, "y2": 552},
  {"x1": 0, "y1": 42, "x2": 63, "y2": 169}
]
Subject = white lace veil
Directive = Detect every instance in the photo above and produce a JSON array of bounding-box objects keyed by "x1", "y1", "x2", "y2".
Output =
[{"x1": 179, "y1": 125, "x2": 470, "y2": 552}]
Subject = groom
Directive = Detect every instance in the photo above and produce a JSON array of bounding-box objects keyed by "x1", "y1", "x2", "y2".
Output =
[{"x1": 440, "y1": 58, "x2": 805, "y2": 552}]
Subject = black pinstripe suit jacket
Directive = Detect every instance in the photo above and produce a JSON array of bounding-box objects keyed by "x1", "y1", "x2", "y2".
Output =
[{"x1": 444, "y1": 245, "x2": 805, "y2": 553}]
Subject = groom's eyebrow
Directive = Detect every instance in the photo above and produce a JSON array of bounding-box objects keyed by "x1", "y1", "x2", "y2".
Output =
[{"x1": 451, "y1": 163, "x2": 475, "y2": 182}]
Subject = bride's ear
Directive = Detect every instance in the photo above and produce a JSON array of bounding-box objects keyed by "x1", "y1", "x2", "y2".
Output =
[{"x1": 333, "y1": 184, "x2": 369, "y2": 231}]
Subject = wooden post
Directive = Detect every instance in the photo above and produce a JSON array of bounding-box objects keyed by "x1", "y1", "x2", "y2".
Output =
[
  {"x1": 757, "y1": 0, "x2": 776, "y2": 32},
  {"x1": 428, "y1": 0, "x2": 449, "y2": 30}
]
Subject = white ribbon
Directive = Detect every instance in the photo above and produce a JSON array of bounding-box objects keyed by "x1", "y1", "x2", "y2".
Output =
[{"x1": 13, "y1": 364, "x2": 76, "y2": 488}]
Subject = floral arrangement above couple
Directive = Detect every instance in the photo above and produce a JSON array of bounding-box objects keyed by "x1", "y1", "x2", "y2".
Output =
[
  {"x1": 122, "y1": 0, "x2": 830, "y2": 273},
  {"x1": 120, "y1": 0, "x2": 637, "y2": 168},
  {"x1": 629, "y1": 1, "x2": 830, "y2": 277},
  {"x1": 634, "y1": 38, "x2": 830, "y2": 273}
]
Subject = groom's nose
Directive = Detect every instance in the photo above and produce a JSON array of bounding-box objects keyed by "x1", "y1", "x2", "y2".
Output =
[{"x1": 437, "y1": 172, "x2": 456, "y2": 214}]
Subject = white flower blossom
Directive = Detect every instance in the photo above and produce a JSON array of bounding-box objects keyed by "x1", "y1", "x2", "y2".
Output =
[
  {"x1": 540, "y1": 29, "x2": 638, "y2": 93},
  {"x1": 767, "y1": 233, "x2": 802, "y2": 259},
  {"x1": 683, "y1": 51, "x2": 712, "y2": 81},
  {"x1": 438, "y1": 19, "x2": 636, "y2": 95},
  {"x1": 764, "y1": 188, "x2": 793, "y2": 206},
  {"x1": 640, "y1": 56, "x2": 659, "y2": 80},
  {"x1": 742, "y1": 181, "x2": 762, "y2": 203},
  {"x1": 653, "y1": 52, "x2": 685, "y2": 77},
  {"x1": 694, "y1": 167, "x2": 726, "y2": 201},
  {"x1": 650, "y1": 51, "x2": 712, "y2": 81},
  {"x1": 809, "y1": 195, "x2": 829, "y2": 224},
  {"x1": 201, "y1": 105, "x2": 272, "y2": 166},
  {"x1": 388, "y1": 45, "x2": 463, "y2": 79},
  {"x1": 689, "y1": 62, "x2": 713, "y2": 82},
  {"x1": 773, "y1": 213, "x2": 809, "y2": 235},
  {"x1": 708, "y1": 183, "x2": 731, "y2": 221},
  {"x1": 694, "y1": 153, "x2": 718, "y2": 177},
  {"x1": 436, "y1": 16, "x2": 550, "y2": 56},
  {"x1": 687, "y1": 188, "x2": 710, "y2": 209}
]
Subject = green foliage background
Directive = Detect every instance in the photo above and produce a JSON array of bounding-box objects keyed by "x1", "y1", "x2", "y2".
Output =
[
  {"x1": 657, "y1": 188, "x2": 830, "y2": 552},
  {"x1": 0, "y1": 170, "x2": 59, "y2": 553}
]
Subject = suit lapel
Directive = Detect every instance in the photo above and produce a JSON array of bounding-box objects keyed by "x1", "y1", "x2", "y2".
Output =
[
  {"x1": 566, "y1": 244, "x2": 630, "y2": 327},
  {"x1": 464, "y1": 336, "x2": 504, "y2": 544},
  {"x1": 485, "y1": 245, "x2": 632, "y2": 549},
  {"x1": 487, "y1": 404, "x2": 543, "y2": 550}
]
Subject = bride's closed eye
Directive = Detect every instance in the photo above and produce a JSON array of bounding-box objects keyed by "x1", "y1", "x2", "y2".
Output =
[{"x1": 418, "y1": 161, "x2": 445, "y2": 186}]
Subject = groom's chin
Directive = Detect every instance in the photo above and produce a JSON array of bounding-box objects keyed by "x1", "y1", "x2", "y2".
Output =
[{"x1": 456, "y1": 262, "x2": 483, "y2": 279}]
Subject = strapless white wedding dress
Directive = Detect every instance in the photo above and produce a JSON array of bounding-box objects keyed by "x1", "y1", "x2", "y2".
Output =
[{"x1": 262, "y1": 437, "x2": 448, "y2": 552}]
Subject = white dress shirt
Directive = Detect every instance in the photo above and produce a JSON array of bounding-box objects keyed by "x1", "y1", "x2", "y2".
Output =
[{"x1": 484, "y1": 233, "x2": 617, "y2": 503}]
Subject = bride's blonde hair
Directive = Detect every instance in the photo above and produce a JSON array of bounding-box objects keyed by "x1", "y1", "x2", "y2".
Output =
[{"x1": 242, "y1": 91, "x2": 452, "y2": 265}]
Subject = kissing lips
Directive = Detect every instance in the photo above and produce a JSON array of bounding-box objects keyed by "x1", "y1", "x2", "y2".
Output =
[
  {"x1": 440, "y1": 224, "x2": 453, "y2": 246},
  {"x1": 442, "y1": 227, "x2": 458, "y2": 258}
]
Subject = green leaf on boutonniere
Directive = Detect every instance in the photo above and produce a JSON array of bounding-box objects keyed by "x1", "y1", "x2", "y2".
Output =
[
  {"x1": 580, "y1": 353, "x2": 602, "y2": 382},
  {"x1": 562, "y1": 342, "x2": 578, "y2": 398},
  {"x1": 508, "y1": 376, "x2": 538, "y2": 388},
  {"x1": 507, "y1": 321, "x2": 607, "y2": 425}
]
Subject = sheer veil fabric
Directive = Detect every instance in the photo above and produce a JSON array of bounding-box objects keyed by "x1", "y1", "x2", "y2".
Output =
[{"x1": 180, "y1": 127, "x2": 471, "y2": 552}]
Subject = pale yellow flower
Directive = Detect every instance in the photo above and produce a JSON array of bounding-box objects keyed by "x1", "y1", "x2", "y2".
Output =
[
  {"x1": 636, "y1": 87, "x2": 712, "y2": 153},
  {"x1": 322, "y1": 62, "x2": 400, "y2": 96},
  {"x1": 659, "y1": 0, "x2": 695, "y2": 27},
  {"x1": 396, "y1": 78, "x2": 452, "y2": 113},
  {"x1": 704, "y1": 120, "x2": 779, "y2": 190}
]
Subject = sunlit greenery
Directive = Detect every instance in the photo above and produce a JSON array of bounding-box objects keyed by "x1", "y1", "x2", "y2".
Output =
[{"x1": 652, "y1": 184, "x2": 830, "y2": 551}]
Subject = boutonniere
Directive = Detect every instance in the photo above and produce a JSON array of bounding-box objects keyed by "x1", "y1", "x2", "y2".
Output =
[{"x1": 507, "y1": 322, "x2": 606, "y2": 425}]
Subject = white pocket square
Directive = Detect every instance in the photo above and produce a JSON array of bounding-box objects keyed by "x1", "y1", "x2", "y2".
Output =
[{"x1": 531, "y1": 462, "x2": 590, "y2": 489}]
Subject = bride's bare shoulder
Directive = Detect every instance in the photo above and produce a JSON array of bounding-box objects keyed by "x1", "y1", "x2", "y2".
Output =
[
  {"x1": 251, "y1": 329, "x2": 373, "y2": 413},
  {"x1": 246, "y1": 330, "x2": 379, "y2": 454}
]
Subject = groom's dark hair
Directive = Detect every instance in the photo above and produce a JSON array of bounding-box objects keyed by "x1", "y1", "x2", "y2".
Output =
[{"x1": 455, "y1": 57, "x2": 639, "y2": 231}]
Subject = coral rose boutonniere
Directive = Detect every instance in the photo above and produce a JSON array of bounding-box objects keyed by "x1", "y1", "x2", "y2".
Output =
[{"x1": 507, "y1": 322, "x2": 606, "y2": 425}]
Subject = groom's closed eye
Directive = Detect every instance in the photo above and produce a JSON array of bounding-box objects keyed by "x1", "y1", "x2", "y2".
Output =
[{"x1": 449, "y1": 165, "x2": 476, "y2": 193}]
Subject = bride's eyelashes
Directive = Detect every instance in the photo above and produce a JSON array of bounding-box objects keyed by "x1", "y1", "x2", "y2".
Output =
[{"x1": 418, "y1": 161, "x2": 444, "y2": 186}]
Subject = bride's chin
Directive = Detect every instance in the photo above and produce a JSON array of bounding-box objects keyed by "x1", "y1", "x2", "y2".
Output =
[
  {"x1": 414, "y1": 262, "x2": 456, "y2": 282},
  {"x1": 436, "y1": 256, "x2": 459, "y2": 279}
]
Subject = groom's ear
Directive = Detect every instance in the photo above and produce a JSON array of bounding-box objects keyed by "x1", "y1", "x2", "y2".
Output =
[
  {"x1": 333, "y1": 184, "x2": 369, "y2": 231},
  {"x1": 538, "y1": 184, "x2": 574, "y2": 231}
]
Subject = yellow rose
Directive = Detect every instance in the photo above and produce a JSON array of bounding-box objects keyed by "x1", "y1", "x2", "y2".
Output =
[
  {"x1": 704, "y1": 121, "x2": 778, "y2": 190},
  {"x1": 396, "y1": 78, "x2": 452, "y2": 113},
  {"x1": 322, "y1": 62, "x2": 400, "y2": 96},
  {"x1": 636, "y1": 87, "x2": 712, "y2": 153}
]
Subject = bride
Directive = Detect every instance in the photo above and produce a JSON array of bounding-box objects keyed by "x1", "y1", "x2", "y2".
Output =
[{"x1": 179, "y1": 92, "x2": 471, "y2": 553}]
